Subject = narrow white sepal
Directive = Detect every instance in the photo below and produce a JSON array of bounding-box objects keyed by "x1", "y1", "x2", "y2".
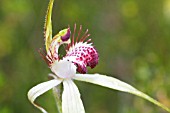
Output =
[
  {"x1": 27, "y1": 79, "x2": 62, "y2": 113},
  {"x1": 74, "y1": 74, "x2": 170, "y2": 112},
  {"x1": 62, "y1": 80, "x2": 85, "y2": 113}
]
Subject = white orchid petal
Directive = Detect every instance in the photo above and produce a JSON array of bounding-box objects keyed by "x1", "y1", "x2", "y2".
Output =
[
  {"x1": 74, "y1": 74, "x2": 170, "y2": 112},
  {"x1": 62, "y1": 80, "x2": 85, "y2": 113},
  {"x1": 28, "y1": 79, "x2": 62, "y2": 113}
]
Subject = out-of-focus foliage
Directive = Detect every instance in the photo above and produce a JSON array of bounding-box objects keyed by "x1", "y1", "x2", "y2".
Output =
[{"x1": 0, "y1": 0, "x2": 170, "y2": 113}]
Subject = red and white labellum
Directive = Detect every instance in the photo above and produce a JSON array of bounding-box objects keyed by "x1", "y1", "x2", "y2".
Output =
[{"x1": 66, "y1": 42, "x2": 98, "y2": 74}]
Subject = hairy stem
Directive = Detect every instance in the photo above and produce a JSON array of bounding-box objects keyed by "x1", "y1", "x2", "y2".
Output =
[{"x1": 53, "y1": 84, "x2": 63, "y2": 113}]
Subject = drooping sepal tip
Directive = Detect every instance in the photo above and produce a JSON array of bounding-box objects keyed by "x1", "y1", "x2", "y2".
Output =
[{"x1": 74, "y1": 74, "x2": 170, "y2": 113}]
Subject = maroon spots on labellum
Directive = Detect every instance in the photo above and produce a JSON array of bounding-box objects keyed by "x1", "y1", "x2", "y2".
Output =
[{"x1": 66, "y1": 45, "x2": 99, "y2": 74}]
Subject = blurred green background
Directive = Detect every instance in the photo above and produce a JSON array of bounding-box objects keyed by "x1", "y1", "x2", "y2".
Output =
[{"x1": 0, "y1": 0, "x2": 170, "y2": 113}]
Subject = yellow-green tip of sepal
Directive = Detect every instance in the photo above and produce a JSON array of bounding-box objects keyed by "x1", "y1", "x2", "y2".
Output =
[{"x1": 44, "y1": 0, "x2": 54, "y2": 52}]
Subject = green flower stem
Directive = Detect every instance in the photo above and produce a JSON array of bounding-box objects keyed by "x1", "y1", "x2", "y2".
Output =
[{"x1": 53, "y1": 84, "x2": 63, "y2": 113}]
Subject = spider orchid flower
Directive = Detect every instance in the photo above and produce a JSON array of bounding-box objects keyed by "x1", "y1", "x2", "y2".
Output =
[{"x1": 27, "y1": 0, "x2": 170, "y2": 113}]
